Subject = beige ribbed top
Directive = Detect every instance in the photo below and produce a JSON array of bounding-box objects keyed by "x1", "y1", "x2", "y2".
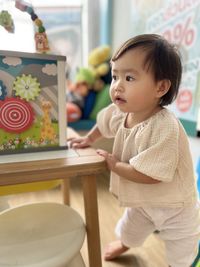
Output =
[{"x1": 97, "y1": 104, "x2": 198, "y2": 207}]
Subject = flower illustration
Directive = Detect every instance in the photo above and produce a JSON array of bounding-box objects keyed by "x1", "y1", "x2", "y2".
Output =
[{"x1": 13, "y1": 74, "x2": 41, "y2": 101}]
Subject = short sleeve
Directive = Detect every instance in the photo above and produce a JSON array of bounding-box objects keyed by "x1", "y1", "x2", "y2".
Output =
[
  {"x1": 129, "y1": 113, "x2": 179, "y2": 182},
  {"x1": 96, "y1": 104, "x2": 124, "y2": 138}
]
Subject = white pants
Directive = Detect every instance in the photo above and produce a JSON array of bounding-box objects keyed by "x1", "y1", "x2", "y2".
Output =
[{"x1": 115, "y1": 202, "x2": 200, "y2": 267}]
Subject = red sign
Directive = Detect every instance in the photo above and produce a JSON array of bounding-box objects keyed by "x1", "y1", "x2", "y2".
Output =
[{"x1": 176, "y1": 89, "x2": 193, "y2": 112}]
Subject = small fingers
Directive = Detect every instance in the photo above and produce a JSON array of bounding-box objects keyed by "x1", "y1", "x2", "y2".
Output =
[
  {"x1": 70, "y1": 138, "x2": 91, "y2": 149},
  {"x1": 96, "y1": 149, "x2": 109, "y2": 158},
  {"x1": 69, "y1": 138, "x2": 83, "y2": 148}
]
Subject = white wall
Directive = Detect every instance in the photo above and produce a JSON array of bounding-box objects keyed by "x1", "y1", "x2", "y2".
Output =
[
  {"x1": 82, "y1": 0, "x2": 101, "y2": 65},
  {"x1": 111, "y1": 0, "x2": 133, "y2": 51}
]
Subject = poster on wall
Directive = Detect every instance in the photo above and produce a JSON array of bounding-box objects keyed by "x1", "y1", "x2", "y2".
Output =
[
  {"x1": 0, "y1": 50, "x2": 66, "y2": 155},
  {"x1": 131, "y1": 0, "x2": 200, "y2": 133}
]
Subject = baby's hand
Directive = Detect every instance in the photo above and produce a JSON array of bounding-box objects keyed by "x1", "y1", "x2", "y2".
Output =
[
  {"x1": 96, "y1": 149, "x2": 118, "y2": 171},
  {"x1": 69, "y1": 136, "x2": 92, "y2": 148}
]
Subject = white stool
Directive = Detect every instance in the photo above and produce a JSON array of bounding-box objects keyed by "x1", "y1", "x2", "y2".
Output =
[{"x1": 0, "y1": 202, "x2": 86, "y2": 267}]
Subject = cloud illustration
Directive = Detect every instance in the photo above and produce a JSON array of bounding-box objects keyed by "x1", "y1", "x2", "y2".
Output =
[
  {"x1": 3, "y1": 57, "x2": 22, "y2": 66},
  {"x1": 42, "y1": 64, "x2": 57, "y2": 76}
]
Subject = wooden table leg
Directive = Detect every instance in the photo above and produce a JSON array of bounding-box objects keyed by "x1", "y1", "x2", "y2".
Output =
[
  {"x1": 62, "y1": 178, "x2": 70, "y2": 205},
  {"x1": 82, "y1": 175, "x2": 102, "y2": 267}
]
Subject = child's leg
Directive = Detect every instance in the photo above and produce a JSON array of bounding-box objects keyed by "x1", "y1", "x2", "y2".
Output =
[
  {"x1": 164, "y1": 236, "x2": 199, "y2": 267},
  {"x1": 160, "y1": 202, "x2": 200, "y2": 267},
  {"x1": 104, "y1": 207, "x2": 155, "y2": 261}
]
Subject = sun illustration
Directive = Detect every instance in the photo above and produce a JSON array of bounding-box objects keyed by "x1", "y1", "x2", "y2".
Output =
[{"x1": 13, "y1": 74, "x2": 41, "y2": 101}]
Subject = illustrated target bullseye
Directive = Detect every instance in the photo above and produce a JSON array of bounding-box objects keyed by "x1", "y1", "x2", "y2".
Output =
[{"x1": 0, "y1": 98, "x2": 34, "y2": 133}]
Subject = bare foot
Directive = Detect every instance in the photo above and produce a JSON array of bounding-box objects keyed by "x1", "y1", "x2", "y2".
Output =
[{"x1": 104, "y1": 240, "x2": 129, "y2": 261}]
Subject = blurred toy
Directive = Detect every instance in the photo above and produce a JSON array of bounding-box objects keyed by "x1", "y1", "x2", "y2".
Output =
[
  {"x1": 66, "y1": 102, "x2": 82, "y2": 123},
  {"x1": 88, "y1": 45, "x2": 112, "y2": 91},
  {"x1": 66, "y1": 45, "x2": 112, "y2": 122},
  {"x1": 15, "y1": 0, "x2": 49, "y2": 53},
  {"x1": 67, "y1": 67, "x2": 95, "y2": 107},
  {"x1": 66, "y1": 68, "x2": 95, "y2": 122},
  {"x1": 75, "y1": 67, "x2": 95, "y2": 93},
  {"x1": 35, "y1": 32, "x2": 49, "y2": 52},
  {"x1": 0, "y1": 10, "x2": 14, "y2": 33}
]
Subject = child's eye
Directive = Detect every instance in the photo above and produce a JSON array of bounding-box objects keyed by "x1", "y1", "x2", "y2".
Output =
[
  {"x1": 112, "y1": 75, "x2": 117, "y2": 81},
  {"x1": 126, "y1": 75, "x2": 134, "y2": 81}
]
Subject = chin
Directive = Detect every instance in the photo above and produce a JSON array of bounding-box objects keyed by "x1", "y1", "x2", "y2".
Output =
[{"x1": 114, "y1": 104, "x2": 128, "y2": 113}]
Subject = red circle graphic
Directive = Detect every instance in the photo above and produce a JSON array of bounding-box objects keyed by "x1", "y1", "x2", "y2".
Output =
[{"x1": 0, "y1": 97, "x2": 34, "y2": 133}]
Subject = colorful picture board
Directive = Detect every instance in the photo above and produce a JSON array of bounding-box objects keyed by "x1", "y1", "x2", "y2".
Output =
[{"x1": 0, "y1": 50, "x2": 67, "y2": 155}]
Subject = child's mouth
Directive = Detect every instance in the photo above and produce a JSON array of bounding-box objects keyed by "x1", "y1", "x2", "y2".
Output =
[{"x1": 115, "y1": 96, "x2": 127, "y2": 105}]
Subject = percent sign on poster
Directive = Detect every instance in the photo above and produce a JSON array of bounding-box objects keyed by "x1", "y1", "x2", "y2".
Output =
[{"x1": 163, "y1": 16, "x2": 196, "y2": 48}]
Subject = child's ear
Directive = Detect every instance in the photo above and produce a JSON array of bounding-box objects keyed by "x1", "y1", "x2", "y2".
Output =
[{"x1": 156, "y1": 79, "x2": 171, "y2": 98}]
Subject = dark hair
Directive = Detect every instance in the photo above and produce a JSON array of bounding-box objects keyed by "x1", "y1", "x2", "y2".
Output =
[{"x1": 111, "y1": 34, "x2": 182, "y2": 106}]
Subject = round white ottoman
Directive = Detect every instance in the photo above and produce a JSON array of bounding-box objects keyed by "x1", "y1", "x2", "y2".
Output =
[{"x1": 0, "y1": 202, "x2": 86, "y2": 267}]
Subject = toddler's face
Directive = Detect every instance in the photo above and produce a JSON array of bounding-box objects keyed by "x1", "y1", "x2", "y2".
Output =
[{"x1": 110, "y1": 48, "x2": 161, "y2": 114}]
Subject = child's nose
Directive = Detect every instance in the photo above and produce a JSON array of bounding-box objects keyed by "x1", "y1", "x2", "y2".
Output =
[{"x1": 115, "y1": 81, "x2": 124, "y2": 92}]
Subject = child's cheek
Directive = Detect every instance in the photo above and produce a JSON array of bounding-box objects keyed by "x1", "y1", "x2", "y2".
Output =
[{"x1": 110, "y1": 89, "x2": 114, "y2": 101}]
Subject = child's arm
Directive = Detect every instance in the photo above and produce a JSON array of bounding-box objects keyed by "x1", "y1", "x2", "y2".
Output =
[
  {"x1": 70, "y1": 124, "x2": 102, "y2": 148},
  {"x1": 97, "y1": 149, "x2": 160, "y2": 184}
]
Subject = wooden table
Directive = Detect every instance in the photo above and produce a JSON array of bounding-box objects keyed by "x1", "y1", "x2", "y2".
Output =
[{"x1": 0, "y1": 128, "x2": 106, "y2": 267}]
